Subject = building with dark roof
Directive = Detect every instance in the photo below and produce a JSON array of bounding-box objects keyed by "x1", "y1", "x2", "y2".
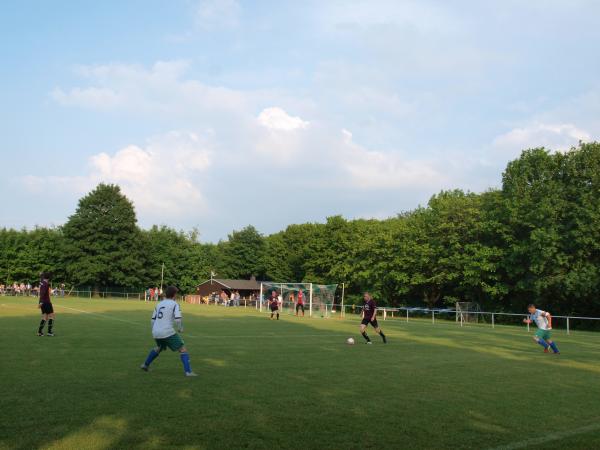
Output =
[{"x1": 195, "y1": 277, "x2": 260, "y2": 297}]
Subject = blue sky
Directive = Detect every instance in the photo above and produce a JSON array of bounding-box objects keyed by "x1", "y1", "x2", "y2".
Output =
[{"x1": 1, "y1": 0, "x2": 599, "y2": 241}]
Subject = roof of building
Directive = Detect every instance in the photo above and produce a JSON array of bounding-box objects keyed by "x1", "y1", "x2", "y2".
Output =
[{"x1": 197, "y1": 278, "x2": 260, "y2": 291}]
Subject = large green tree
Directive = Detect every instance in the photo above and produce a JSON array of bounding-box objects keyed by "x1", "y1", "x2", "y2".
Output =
[
  {"x1": 501, "y1": 143, "x2": 600, "y2": 315},
  {"x1": 0, "y1": 227, "x2": 64, "y2": 285},
  {"x1": 62, "y1": 184, "x2": 144, "y2": 290},
  {"x1": 221, "y1": 225, "x2": 266, "y2": 279},
  {"x1": 140, "y1": 226, "x2": 219, "y2": 293}
]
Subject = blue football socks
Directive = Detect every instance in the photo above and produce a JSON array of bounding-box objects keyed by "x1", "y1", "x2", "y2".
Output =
[
  {"x1": 180, "y1": 352, "x2": 192, "y2": 373},
  {"x1": 549, "y1": 341, "x2": 560, "y2": 353},
  {"x1": 144, "y1": 349, "x2": 160, "y2": 367},
  {"x1": 537, "y1": 338, "x2": 549, "y2": 349}
]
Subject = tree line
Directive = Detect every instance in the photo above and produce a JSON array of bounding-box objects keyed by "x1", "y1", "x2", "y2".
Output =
[{"x1": 2, "y1": 143, "x2": 600, "y2": 316}]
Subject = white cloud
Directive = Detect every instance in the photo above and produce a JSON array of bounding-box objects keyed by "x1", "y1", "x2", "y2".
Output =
[
  {"x1": 257, "y1": 107, "x2": 309, "y2": 131},
  {"x1": 493, "y1": 122, "x2": 591, "y2": 155},
  {"x1": 338, "y1": 129, "x2": 445, "y2": 189},
  {"x1": 51, "y1": 87, "x2": 121, "y2": 109},
  {"x1": 44, "y1": 62, "x2": 460, "y2": 233},
  {"x1": 251, "y1": 108, "x2": 445, "y2": 189},
  {"x1": 253, "y1": 107, "x2": 312, "y2": 165},
  {"x1": 23, "y1": 131, "x2": 212, "y2": 220},
  {"x1": 195, "y1": 0, "x2": 241, "y2": 30},
  {"x1": 50, "y1": 60, "x2": 249, "y2": 117},
  {"x1": 320, "y1": 0, "x2": 461, "y2": 33}
]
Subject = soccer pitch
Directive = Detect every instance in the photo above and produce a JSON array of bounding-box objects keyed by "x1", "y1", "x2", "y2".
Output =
[{"x1": 1, "y1": 297, "x2": 599, "y2": 450}]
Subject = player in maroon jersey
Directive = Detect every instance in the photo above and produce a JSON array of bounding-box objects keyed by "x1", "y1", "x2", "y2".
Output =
[
  {"x1": 37, "y1": 272, "x2": 55, "y2": 337},
  {"x1": 296, "y1": 289, "x2": 305, "y2": 316},
  {"x1": 360, "y1": 293, "x2": 386, "y2": 344}
]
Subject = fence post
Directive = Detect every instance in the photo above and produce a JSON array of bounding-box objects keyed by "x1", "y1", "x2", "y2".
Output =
[
  {"x1": 492, "y1": 313, "x2": 495, "y2": 329},
  {"x1": 383, "y1": 309, "x2": 387, "y2": 321},
  {"x1": 89, "y1": 290, "x2": 92, "y2": 300},
  {"x1": 432, "y1": 310, "x2": 435, "y2": 324},
  {"x1": 309, "y1": 283, "x2": 313, "y2": 318},
  {"x1": 526, "y1": 317, "x2": 530, "y2": 332},
  {"x1": 406, "y1": 309, "x2": 409, "y2": 323},
  {"x1": 567, "y1": 317, "x2": 570, "y2": 336}
]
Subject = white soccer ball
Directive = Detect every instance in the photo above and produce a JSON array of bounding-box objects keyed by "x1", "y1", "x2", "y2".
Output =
[{"x1": 346, "y1": 337, "x2": 355, "y2": 345}]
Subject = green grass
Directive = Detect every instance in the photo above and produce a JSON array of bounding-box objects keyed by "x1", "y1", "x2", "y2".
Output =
[{"x1": 1, "y1": 296, "x2": 600, "y2": 450}]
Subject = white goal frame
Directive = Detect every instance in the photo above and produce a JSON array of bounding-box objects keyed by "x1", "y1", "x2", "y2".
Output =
[
  {"x1": 258, "y1": 282, "x2": 340, "y2": 318},
  {"x1": 456, "y1": 302, "x2": 482, "y2": 326}
]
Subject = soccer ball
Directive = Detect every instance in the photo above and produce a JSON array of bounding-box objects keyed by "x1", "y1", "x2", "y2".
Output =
[{"x1": 346, "y1": 337, "x2": 355, "y2": 345}]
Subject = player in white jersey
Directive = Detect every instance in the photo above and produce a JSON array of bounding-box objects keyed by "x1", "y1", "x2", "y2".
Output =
[
  {"x1": 140, "y1": 286, "x2": 197, "y2": 376},
  {"x1": 523, "y1": 304, "x2": 560, "y2": 354}
]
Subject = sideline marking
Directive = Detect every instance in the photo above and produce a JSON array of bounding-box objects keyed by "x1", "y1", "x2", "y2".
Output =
[
  {"x1": 56, "y1": 304, "x2": 144, "y2": 326},
  {"x1": 52, "y1": 304, "x2": 351, "y2": 339},
  {"x1": 488, "y1": 421, "x2": 600, "y2": 450}
]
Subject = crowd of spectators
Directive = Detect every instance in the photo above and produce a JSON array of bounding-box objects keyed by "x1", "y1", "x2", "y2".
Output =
[
  {"x1": 0, "y1": 282, "x2": 65, "y2": 297},
  {"x1": 221, "y1": 290, "x2": 243, "y2": 307},
  {"x1": 145, "y1": 286, "x2": 163, "y2": 301},
  {"x1": 185, "y1": 290, "x2": 262, "y2": 306},
  {"x1": 206, "y1": 290, "x2": 251, "y2": 306}
]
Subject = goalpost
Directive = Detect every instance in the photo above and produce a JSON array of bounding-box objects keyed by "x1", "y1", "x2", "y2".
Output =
[
  {"x1": 456, "y1": 302, "x2": 483, "y2": 326},
  {"x1": 259, "y1": 282, "x2": 338, "y2": 317}
]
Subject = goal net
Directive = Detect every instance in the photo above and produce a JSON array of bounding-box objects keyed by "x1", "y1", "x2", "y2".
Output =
[
  {"x1": 259, "y1": 282, "x2": 338, "y2": 317},
  {"x1": 456, "y1": 302, "x2": 483, "y2": 325}
]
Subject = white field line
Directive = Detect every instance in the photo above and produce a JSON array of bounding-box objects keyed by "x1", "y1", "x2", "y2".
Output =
[
  {"x1": 49, "y1": 304, "x2": 351, "y2": 340},
  {"x1": 488, "y1": 421, "x2": 600, "y2": 450},
  {"x1": 56, "y1": 304, "x2": 145, "y2": 326}
]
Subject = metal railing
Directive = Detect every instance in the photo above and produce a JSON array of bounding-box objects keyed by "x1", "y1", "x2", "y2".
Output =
[
  {"x1": 373, "y1": 307, "x2": 600, "y2": 335},
  {"x1": 181, "y1": 298, "x2": 600, "y2": 334},
  {"x1": 0, "y1": 290, "x2": 144, "y2": 300},
  {"x1": 65, "y1": 290, "x2": 143, "y2": 300}
]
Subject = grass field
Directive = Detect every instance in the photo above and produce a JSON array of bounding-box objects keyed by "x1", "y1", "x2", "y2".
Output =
[{"x1": 1, "y1": 296, "x2": 600, "y2": 450}]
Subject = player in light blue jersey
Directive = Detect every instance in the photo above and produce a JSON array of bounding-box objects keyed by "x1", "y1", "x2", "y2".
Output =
[
  {"x1": 140, "y1": 286, "x2": 197, "y2": 376},
  {"x1": 523, "y1": 304, "x2": 560, "y2": 354}
]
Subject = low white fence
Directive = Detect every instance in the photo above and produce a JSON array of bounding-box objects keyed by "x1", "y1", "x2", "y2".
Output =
[
  {"x1": 65, "y1": 290, "x2": 143, "y2": 300},
  {"x1": 185, "y1": 299, "x2": 599, "y2": 335},
  {"x1": 367, "y1": 306, "x2": 600, "y2": 335}
]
